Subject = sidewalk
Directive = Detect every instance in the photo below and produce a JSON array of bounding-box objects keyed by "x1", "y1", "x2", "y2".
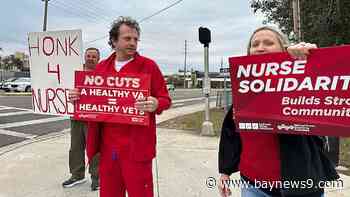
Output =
[{"x1": 0, "y1": 102, "x2": 349, "y2": 197}]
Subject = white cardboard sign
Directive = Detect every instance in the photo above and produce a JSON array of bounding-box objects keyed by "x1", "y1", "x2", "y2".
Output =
[{"x1": 28, "y1": 29, "x2": 83, "y2": 116}]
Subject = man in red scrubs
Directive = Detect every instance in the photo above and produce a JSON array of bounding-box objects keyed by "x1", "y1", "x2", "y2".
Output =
[{"x1": 70, "y1": 16, "x2": 171, "y2": 197}]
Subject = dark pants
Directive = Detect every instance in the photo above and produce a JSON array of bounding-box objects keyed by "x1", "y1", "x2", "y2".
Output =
[{"x1": 69, "y1": 120, "x2": 99, "y2": 180}]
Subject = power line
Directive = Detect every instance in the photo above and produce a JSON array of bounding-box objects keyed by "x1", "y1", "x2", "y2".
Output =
[
  {"x1": 139, "y1": 0, "x2": 183, "y2": 23},
  {"x1": 60, "y1": 0, "x2": 111, "y2": 22},
  {"x1": 75, "y1": 0, "x2": 120, "y2": 22},
  {"x1": 51, "y1": 0, "x2": 124, "y2": 26},
  {"x1": 49, "y1": 2, "x2": 101, "y2": 23},
  {"x1": 49, "y1": 0, "x2": 124, "y2": 32},
  {"x1": 50, "y1": 1, "x2": 104, "y2": 23},
  {"x1": 85, "y1": 0, "x2": 184, "y2": 44},
  {"x1": 52, "y1": 0, "x2": 126, "y2": 26}
]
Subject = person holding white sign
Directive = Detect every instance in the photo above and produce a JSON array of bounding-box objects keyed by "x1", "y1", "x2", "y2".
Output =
[
  {"x1": 218, "y1": 27, "x2": 338, "y2": 197},
  {"x1": 62, "y1": 47, "x2": 100, "y2": 191},
  {"x1": 69, "y1": 16, "x2": 171, "y2": 197}
]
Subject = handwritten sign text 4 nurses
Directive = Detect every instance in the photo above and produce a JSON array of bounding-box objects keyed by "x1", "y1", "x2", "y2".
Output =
[{"x1": 28, "y1": 30, "x2": 83, "y2": 116}]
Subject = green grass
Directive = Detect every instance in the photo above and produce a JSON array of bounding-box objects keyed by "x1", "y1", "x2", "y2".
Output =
[{"x1": 157, "y1": 108, "x2": 226, "y2": 135}]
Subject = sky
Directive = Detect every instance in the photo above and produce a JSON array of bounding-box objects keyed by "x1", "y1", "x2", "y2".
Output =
[{"x1": 0, "y1": 0, "x2": 265, "y2": 75}]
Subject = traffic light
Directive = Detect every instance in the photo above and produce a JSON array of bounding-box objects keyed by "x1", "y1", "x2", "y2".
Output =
[{"x1": 199, "y1": 27, "x2": 211, "y2": 47}]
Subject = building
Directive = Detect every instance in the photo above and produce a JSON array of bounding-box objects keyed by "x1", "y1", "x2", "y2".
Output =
[
  {"x1": 194, "y1": 71, "x2": 231, "y2": 88},
  {"x1": 167, "y1": 69, "x2": 231, "y2": 89}
]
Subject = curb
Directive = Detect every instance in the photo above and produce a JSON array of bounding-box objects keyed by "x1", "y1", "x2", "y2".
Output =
[
  {"x1": 0, "y1": 92, "x2": 32, "y2": 96},
  {"x1": 0, "y1": 129, "x2": 69, "y2": 157}
]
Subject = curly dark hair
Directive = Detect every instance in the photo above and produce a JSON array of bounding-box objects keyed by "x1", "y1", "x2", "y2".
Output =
[{"x1": 108, "y1": 16, "x2": 141, "y2": 49}]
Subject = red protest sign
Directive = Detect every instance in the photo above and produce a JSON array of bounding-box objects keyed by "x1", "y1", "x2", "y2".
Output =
[
  {"x1": 229, "y1": 45, "x2": 350, "y2": 137},
  {"x1": 74, "y1": 71, "x2": 150, "y2": 126}
]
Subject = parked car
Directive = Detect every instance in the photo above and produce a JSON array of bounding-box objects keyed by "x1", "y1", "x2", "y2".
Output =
[
  {"x1": 0, "y1": 77, "x2": 17, "y2": 91},
  {"x1": 166, "y1": 84, "x2": 175, "y2": 91},
  {"x1": 5, "y1": 77, "x2": 31, "y2": 92}
]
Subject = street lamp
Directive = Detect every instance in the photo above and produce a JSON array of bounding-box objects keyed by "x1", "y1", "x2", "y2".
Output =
[{"x1": 199, "y1": 27, "x2": 214, "y2": 136}]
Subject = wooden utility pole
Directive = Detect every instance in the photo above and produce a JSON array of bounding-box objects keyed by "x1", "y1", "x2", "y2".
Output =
[
  {"x1": 42, "y1": 0, "x2": 50, "y2": 31},
  {"x1": 292, "y1": 0, "x2": 301, "y2": 42}
]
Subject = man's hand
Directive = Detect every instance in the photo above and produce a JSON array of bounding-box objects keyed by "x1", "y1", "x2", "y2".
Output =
[
  {"x1": 68, "y1": 88, "x2": 80, "y2": 103},
  {"x1": 218, "y1": 174, "x2": 231, "y2": 197},
  {"x1": 135, "y1": 96, "x2": 159, "y2": 112},
  {"x1": 287, "y1": 42, "x2": 317, "y2": 60}
]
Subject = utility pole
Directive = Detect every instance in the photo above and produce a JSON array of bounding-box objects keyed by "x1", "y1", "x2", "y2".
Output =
[
  {"x1": 292, "y1": 0, "x2": 301, "y2": 42},
  {"x1": 183, "y1": 40, "x2": 187, "y2": 88},
  {"x1": 0, "y1": 47, "x2": 3, "y2": 81},
  {"x1": 42, "y1": 0, "x2": 50, "y2": 31},
  {"x1": 220, "y1": 57, "x2": 223, "y2": 88}
]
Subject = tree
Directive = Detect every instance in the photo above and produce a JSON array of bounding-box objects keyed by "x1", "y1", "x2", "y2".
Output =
[
  {"x1": 0, "y1": 54, "x2": 26, "y2": 71},
  {"x1": 2, "y1": 56, "x2": 12, "y2": 70},
  {"x1": 11, "y1": 55, "x2": 24, "y2": 71},
  {"x1": 250, "y1": 0, "x2": 350, "y2": 46}
]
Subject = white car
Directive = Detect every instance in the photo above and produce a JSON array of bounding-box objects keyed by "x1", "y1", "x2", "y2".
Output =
[
  {"x1": 0, "y1": 77, "x2": 17, "y2": 91},
  {"x1": 6, "y1": 77, "x2": 31, "y2": 92}
]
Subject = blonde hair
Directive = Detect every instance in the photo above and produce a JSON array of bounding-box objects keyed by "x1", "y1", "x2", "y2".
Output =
[{"x1": 247, "y1": 26, "x2": 289, "y2": 55}]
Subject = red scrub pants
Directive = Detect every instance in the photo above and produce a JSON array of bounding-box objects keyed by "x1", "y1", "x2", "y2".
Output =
[{"x1": 99, "y1": 147, "x2": 153, "y2": 197}]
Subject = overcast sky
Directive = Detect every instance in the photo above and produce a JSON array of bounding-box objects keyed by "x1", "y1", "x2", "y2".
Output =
[{"x1": 0, "y1": 0, "x2": 265, "y2": 74}]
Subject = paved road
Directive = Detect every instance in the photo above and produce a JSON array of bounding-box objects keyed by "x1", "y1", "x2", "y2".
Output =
[{"x1": 0, "y1": 89, "x2": 219, "y2": 148}]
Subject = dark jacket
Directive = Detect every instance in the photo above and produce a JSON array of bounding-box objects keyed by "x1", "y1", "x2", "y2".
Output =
[{"x1": 218, "y1": 106, "x2": 339, "y2": 196}]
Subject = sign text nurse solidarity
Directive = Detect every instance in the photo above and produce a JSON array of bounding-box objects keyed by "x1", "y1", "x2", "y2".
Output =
[
  {"x1": 74, "y1": 71, "x2": 150, "y2": 126},
  {"x1": 229, "y1": 45, "x2": 350, "y2": 136}
]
